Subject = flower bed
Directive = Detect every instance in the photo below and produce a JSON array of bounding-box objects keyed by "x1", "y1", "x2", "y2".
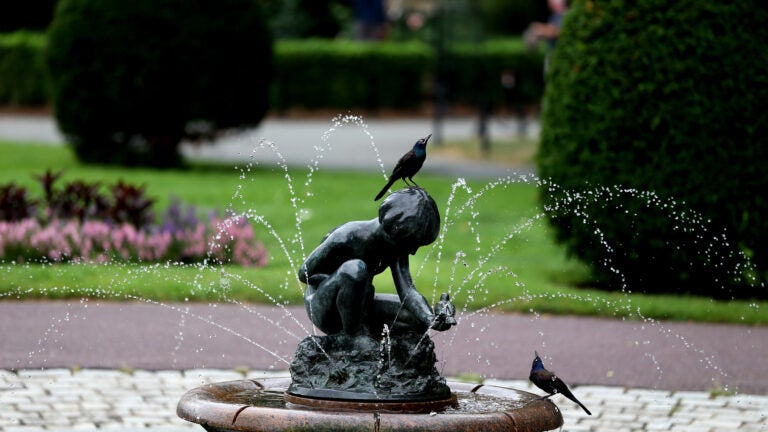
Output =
[{"x1": 0, "y1": 172, "x2": 267, "y2": 267}]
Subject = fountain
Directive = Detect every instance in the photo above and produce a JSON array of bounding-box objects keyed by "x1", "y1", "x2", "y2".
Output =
[
  {"x1": 176, "y1": 186, "x2": 563, "y2": 431},
  {"x1": 3, "y1": 115, "x2": 766, "y2": 431}
]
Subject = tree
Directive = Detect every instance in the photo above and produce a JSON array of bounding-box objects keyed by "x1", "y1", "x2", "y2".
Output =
[{"x1": 46, "y1": 0, "x2": 273, "y2": 167}]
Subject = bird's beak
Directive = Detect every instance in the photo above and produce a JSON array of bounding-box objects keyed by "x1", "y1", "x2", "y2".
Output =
[
  {"x1": 535, "y1": 350, "x2": 540, "y2": 358},
  {"x1": 424, "y1": 134, "x2": 432, "y2": 143}
]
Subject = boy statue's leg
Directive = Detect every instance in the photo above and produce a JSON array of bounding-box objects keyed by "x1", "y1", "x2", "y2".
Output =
[
  {"x1": 370, "y1": 293, "x2": 429, "y2": 334},
  {"x1": 304, "y1": 259, "x2": 374, "y2": 336}
]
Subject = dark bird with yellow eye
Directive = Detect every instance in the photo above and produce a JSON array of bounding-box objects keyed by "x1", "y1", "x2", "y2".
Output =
[
  {"x1": 374, "y1": 134, "x2": 431, "y2": 201},
  {"x1": 529, "y1": 351, "x2": 592, "y2": 415}
]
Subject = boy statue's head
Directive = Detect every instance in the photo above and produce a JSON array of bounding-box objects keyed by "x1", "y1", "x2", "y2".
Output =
[{"x1": 378, "y1": 188, "x2": 440, "y2": 253}]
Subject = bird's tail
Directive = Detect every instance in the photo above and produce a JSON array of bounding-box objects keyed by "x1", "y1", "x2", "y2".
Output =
[
  {"x1": 563, "y1": 389, "x2": 592, "y2": 415},
  {"x1": 575, "y1": 399, "x2": 591, "y2": 416},
  {"x1": 374, "y1": 177, "x2": 396, "y2": 201}
]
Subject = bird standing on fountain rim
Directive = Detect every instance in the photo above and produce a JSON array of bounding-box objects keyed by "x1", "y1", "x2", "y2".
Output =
[
  {"x1": 529, "y1": 351, "x2": 592, "y2": 415},
  {"x1": 374, "y1": 134, "x2": 431, "y2": 201}
]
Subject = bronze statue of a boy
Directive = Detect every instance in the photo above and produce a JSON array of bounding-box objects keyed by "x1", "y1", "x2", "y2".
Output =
[{"x1": 299, "y1": 187, "x2": 456, "y2": 337}]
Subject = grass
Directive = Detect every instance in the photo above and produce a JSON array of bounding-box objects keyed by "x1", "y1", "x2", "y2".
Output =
[{"x1": 1, "y1": 140, "x2": 765, "y2": 325}]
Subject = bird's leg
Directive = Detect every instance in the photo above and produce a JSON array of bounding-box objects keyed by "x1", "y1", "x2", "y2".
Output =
[{"x1": 522, "y1": 394, "x2": 553, "y2": 409}]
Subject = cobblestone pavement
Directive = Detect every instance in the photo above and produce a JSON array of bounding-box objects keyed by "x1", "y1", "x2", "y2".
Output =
[{"x1": 2, "y1": 368, "x2": 767, "y2": 432}]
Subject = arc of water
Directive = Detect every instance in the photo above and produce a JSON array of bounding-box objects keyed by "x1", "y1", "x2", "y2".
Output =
[
  {"x1": 112, "y1": 263, "x2": 312, "y2": 361},
  {"x1": 307, "y1": 114, "x2": 388, "y2": 191},
  {"x1": 421, "y1": 174, "x2": 541, "y2": 306},
  {"x1": 461, "y1": 293, "x2": 734, "y2": 388},
  {"x1": 246, "y1": 138, "x2": 308, "y2": 267},
  {"x1": 222, "y1": 272, "x2": 312, "y2": 340},
  {"x1": 416, "y1": 174, "x2": 742, "y2": 384},
  {"x1": 124, "y1": 294, "x2": 292, "y2": 366},
  {"x1": 544, "y1": 182, "x2": 762, "y2": 292},
  {"x1": 137, "y1": 265, "x2": 312, "y2": 353},
  {"x1": 416, "y1": 177, "x2": 473, "y2": 303}
]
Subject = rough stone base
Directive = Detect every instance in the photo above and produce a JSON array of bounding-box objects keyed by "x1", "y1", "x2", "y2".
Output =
[{"x1": 288, "y1": 332, "x2": 450, "y2": 401}]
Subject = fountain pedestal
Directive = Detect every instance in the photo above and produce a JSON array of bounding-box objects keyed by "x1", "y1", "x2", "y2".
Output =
[{"x1": 177, "y1": 377, "x2": 563, "y2": 432}]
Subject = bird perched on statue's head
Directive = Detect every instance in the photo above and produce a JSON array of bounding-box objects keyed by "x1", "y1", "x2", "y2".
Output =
[
  {"x1": 374, "y1": 134, "x2": 431, "y2": 201},
  {"x1": 529, "y1": 351, "x2": 592, "y2": 415}
]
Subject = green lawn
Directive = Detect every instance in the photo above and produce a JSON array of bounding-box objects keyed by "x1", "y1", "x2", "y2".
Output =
[{"x1": 1, "y1": 141, "x2": 765, "y2": 325}]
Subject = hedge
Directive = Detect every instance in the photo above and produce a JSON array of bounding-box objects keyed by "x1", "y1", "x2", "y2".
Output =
[
  {"x1": 271, "y1": 39, "x2": 434, "y2": 111},
  {"x1": 0, "y1": 31, "x2": 48, "y2": 106},
  {"x1": 537, "y1": 0, "x2": 768, "y2": 299},
  {"x1": 445, "y1": 38, "x2": 545, "y2": 107},
  {"x1": 1, "y1": 33, "x2": 544, "y2": 112}
]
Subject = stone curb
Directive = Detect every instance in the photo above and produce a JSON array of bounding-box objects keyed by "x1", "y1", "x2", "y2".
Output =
[{"x1": 2, "y1": 369, "x2": 766, "y2": 432}]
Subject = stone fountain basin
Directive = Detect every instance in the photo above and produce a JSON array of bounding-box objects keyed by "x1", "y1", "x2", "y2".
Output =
[{"x1": 177, "y1": 377, "x2": 563, "y2": 432}]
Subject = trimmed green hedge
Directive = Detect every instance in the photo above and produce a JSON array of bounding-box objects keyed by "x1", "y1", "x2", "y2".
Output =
[
  {"x1": 537, "y1": 0, "x2": 768, "y2": 299},
  {"x1": 2, "y1": 34, "x2": 544, "y2": 112},
  {"x1": 0, "y1": 31, "x2": 48, "y2": 106},
  {"x1": 271, "y1": 39, "x2": 434, "y2": 111},
  {"x1": 446, "y1": 39, "x2": 545, "y2": 107}
]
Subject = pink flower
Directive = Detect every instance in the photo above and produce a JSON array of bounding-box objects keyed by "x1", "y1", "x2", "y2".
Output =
[{"x1": 0, "y1": 204, "x2": 268, "y2": 267}]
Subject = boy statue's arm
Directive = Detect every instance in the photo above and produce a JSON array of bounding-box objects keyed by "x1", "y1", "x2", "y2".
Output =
[{"x1": 391, "y1": 255, "x2": 456, "y2": 332}]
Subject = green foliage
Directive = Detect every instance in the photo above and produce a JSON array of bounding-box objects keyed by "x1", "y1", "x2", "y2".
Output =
[
  {"x1": 29, "y1": 169, "x2": 155, "y2": 227},
  {"x1": 1, "y1": 140, "x2": 767, "y2": 324},
  {"x1": 272, "y1": 39, "x2": 434, "y2": 111},
  {"x1": 0, "y1": 183, "x2": 36, "y2": 220},
  {"x1": 260, "y1": 0, "x2": 350, "y2": 39},
  {"x1": 0, "y1": 31, "x2": 49, "y2": 106},
  {"x1": 2, "y1": 34, "x2": 543, "y2": 113},
  {"x1": 446, "y1": 39, "x2": 545, "y2": 107},
  {"x1": 45, "y1": 0, "x2": 273, "y2": 167},
  {"x1": 479, "y1": 0, "x2": 550, "y2": 36},
  {"x1": 538, "y1": 0, "x2": 768, "y2": 299},
  {"x1": 272, "y1": 38, "x2": 543, "y2": 111}
]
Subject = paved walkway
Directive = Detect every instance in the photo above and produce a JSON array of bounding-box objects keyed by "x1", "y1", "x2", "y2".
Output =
[
  {"x1": 0, "y1": 113, "x2": 537, "y2": 178},
  {"x1": 0, "y1": 369, "x2": 768, "y2": 432},
  {"x1": 1, "y1": 114, "x2": 767, "y2": 431},
  {"x1": 1, "y1": 302, "x2": 766, "y2": 432},
  {"x1": 3, "y1": 368, "x2": 766, "y2": 432}
]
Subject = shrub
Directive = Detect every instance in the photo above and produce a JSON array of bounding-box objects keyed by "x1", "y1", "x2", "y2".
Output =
[
  {"x1": 479, "y1": 0, "x2": 550, "y2": 36},
  {"x1": 271, "y1": 39, "x2": 434, "y2": 111},
  {"x1": 271, "y1": 39, "x2": 543, "y2": 112},
  {"x1": 0, "y1": 183, "x2": 36, "y2": 221},
  {"x1": 31, "y1": 170, "x2": 153, "y2": 228},
  {"x1": 0, "y1": 31, "x2": 49, "y2": 106},
  {"x1": 260, "y1": 0, "x2": 349, "y2": 40},
  {"x1": 45, "y1": 0, "x2": 273, "y2": 167},
  {"x1": 4, "y1": 35, "x2": 544, "y2": 113},
  {"x1": 537, "y1": 0, "x2": 768, "y2": 298},
  {"x1": 446, "y1": 39, "x2": 545, "y2": 109}
]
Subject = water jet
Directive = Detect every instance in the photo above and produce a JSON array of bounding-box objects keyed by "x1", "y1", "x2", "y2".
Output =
[{"x1": 177, "y1": 168, "x2": 563, "y2": 431}]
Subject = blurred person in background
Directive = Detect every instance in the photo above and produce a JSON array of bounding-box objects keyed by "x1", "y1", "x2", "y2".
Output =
[
  {"x1": 354, "y1": 0, "x2": 388, "y2": 40},
  {"x1": 524, "y1": 0, "x2": 567, "y2": 49},
  {"x1": 524, "y1": 0, "x2": 568, "y2": 72}
]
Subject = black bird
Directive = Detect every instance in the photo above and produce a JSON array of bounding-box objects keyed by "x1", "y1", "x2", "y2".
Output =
[
  {"x1": 529, "y1": 351, "x2": 592, "y2": 415},
  {"x1": 374, "y1": 134, "x2": 431, "y2": 201}
]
